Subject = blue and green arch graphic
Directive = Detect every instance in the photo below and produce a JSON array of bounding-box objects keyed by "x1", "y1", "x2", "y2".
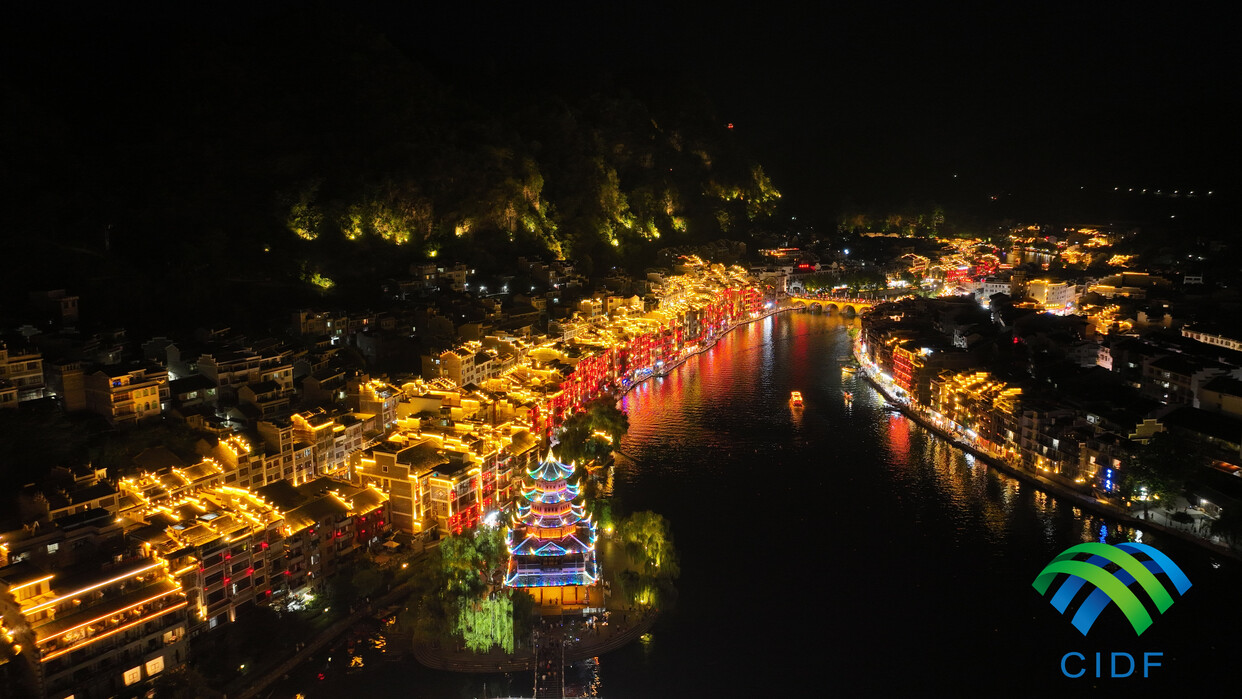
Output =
[{"x1": 1032, "y1": 542, "x2": 1191, "y2": 635}]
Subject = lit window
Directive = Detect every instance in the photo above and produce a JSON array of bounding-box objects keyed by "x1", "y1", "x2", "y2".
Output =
[
  {"x1": 146, "y1": 656, "x2": 165, "y2": 676},
  {"x1": 123, "y1": 666, "x2": 142, "y2": 686}
]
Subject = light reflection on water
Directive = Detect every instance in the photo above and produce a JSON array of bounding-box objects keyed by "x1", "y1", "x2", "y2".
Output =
[
  {"x1": 294, "y1": 311, "x2": 1242, "y2": 697},
  {"x1": 601, "y1": 311, "x2": 1240, "y2": 695}
]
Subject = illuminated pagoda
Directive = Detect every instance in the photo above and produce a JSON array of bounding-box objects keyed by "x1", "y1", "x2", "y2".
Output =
[{"x1": 504, "y1": 450, "x2": 601, "y2": 611}]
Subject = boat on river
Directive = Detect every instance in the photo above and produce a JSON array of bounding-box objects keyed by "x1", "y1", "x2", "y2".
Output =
[{"x1": 790, "y1": 391, "x2": 804, "y2": 407}]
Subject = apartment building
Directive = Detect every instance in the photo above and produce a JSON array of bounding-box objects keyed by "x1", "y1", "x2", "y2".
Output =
[
  {"x1": 43, "y1": 359, "x2": 86, "y2": 413},
  {"x1": 198, "y1": 349, "x2": 294, "y2": 402},
  {"x1": 440, "y1": 343, "x2": 494, "y2": 388},
  {"x1": 0, "y1": 556, "x2": 189, "y2": 699},
  {"x1": 0, "y1": 379, "x2": 16, "y2": 409},
  {"x1": 256, "y1": 419, "x2": 317, "y2": 485},
  {"x1": 291, "y1": 410, "x2": 380, "y2": 478},
  {"x1": 352, "y1": 423, "x2": 537, "y2": 535},
  {"x1": 84, "y1": 366, "x2": 168, "y2": 425},
  {"x1": 0, "y1": 342, "x2": 45, "y2": 403},
  {"x1": 123, "y1": 486, "x2": 284, "y2": 632},
  {"x1": 254, "y1": 478, "x2": 390, "y2": 597}
]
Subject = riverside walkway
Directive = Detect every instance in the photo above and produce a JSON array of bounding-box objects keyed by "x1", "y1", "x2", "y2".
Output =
[
  {"x1": 233, "y1": 573, "x2": 421, "y2": 699},
  {"x1": 854, "y1": 345, "x2": 1242, "y2": 561}
]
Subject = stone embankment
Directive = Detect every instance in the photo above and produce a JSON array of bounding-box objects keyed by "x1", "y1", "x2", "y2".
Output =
[{"x1": 856, "y1": 353, "x2": 1241, "y2": 562}]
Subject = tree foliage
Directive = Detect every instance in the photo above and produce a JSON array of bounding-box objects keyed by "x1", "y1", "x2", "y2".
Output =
[
  {"x1": 1, "y1": 5, "x2": 790, "y2": 328},
  {"x1": 838, "y1": 205, "x2": 948, "y2": 238},
  {"x1": 439, "y1": 528, "x2": 508, "y2": 596},
  {"x1": 1120, "y1": 432, "x2": 1207, "y2": 505},
  {"x1": 400, "y1": 528, "x2": 520, "y2": 651},
  {"x1": 455, "y1": 593, "x2": 515, "y2": 654},
  {"x1": 555, "y1": 397, "x2": 629, "y2": 466},
  {"x1": 612, "y1": 510, "x2": 680, "y2": 610},
  {"x1": 1211, "y1": 506, "x2": 1242, "y2": 547},
  {"x1": 619, "y1": 511, "x2": 680, "y2": 580},
  {"x1": 399, "y1": 546, "x2": 454, "y2": 644},
  {"x1": 440, "y1": 532, "x2": 486, "y2": 596},
  {"x1": 352, "y1": 565, "x2": 384, "y2": 599}
]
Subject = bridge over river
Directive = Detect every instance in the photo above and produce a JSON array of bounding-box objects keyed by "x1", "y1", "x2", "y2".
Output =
[{"x1": 788, "y1": 295, "x2": 877, "y2": 315}]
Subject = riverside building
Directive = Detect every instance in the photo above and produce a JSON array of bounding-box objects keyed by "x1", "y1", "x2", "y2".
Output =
[{"x1": 0, "y1": 556, "x2": 190, "y2": 699}]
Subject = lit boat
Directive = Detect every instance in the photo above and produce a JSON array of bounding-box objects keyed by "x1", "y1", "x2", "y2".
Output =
[
  {"x1": 790, "y1": 391, "x2": 804, "y2": 407},
  {"x1": 841, "y1": 365, "x2": 856, "y2": 375}
]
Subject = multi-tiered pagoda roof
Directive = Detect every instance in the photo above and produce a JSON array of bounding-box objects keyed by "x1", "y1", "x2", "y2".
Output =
[{"x1": 504, "y1": 450, "x2": 598, "y2": 588}]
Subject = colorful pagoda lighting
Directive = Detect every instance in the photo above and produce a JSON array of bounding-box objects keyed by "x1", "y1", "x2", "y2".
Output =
[{"x1": 504, "y1": 449, "x2": 600, "y2": 610}]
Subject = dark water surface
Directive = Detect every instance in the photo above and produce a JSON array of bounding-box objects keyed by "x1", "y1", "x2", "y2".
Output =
[{"x1": 296, "y1": 312, "x2": 1242, "y2": 697}]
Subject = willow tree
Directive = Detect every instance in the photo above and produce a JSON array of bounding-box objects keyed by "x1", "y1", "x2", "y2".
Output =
[
  {"x1": 619, "y1": 511, "x2": 679, "y2": 580},
  {"x1": 456, "y1": 594, "x2": 515, "y2": 654}
]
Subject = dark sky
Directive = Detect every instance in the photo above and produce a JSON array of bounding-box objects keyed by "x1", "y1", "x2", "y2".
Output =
[{"x1": 8, "y1": 1, "x2": 1238, "y2": 224}]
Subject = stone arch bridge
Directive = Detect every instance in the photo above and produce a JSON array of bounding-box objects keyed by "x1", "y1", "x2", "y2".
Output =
[{"x1": 789, "y1": 296, "x2": 877, "y2": 315}]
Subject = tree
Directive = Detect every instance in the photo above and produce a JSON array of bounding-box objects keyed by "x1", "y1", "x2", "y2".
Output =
[
  {"x1": 1120, "y1": 432, "x2": 1207, "y2": 508},
  {"x1": 555, "y1": 412, "x2": 597, "y2": 466},
  {"x1": 455, "y1": 593, "x2": 515, "y2": 654},
  {"x1": 587, "y1": 397, "x2": 629, "y2": 446},
  {"x1": 439, "y1": 532, "x2": 485, "y2": 595},
  {"x1": 555, "y1": 397, "x2": 629, "y2": 466},
  {"x1": 1211, "y1": 506, "x2": 1242, "y2": 547},
  {"x1": 352, "y1": 566, "x2": 384, "y2": 599},
  {"x1": 801, "y1": 272, "x2": 838, "y2": 292},
  {"x1": 327, "y1": 573, "x2": 358, "y2": 613},
  {"x1": 511, "y1": 588, "x2": 536, "y2": 643},
  {"x1": 400, "y1": 546, "x2": 454, "y2": 644},
  {"x1": 619, "y1": 511, "x2": 680, "y2": 580},
  {"x1": 474, "y1": 526, "x2": 508, "y2": 589},
  {"x1": 410, "y1": 586, "x2": 454, "y2": 645}
]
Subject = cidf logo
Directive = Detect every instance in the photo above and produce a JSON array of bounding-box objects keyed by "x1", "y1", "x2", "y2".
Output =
[{"x1": 1032, "y1": 541, "x2": 1191, "y2": 678}]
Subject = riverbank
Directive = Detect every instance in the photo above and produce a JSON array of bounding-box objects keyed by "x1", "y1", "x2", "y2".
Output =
[
  {"x1": 853, "y1": 344, "x2": 1242, "y2": 561},
  {"x1": 618, "y1": 306, "x2": 791, "y2": 401},
  {"x1": 233, "y1": 569, "x2": 423, "y2": 699}
]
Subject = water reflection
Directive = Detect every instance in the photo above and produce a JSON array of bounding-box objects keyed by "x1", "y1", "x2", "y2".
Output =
[{"x1": 298, "y1": 311, "x2": 1240, "y2": 697}]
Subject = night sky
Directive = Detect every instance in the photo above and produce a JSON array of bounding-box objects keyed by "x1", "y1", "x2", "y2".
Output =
[
  {"x1": 5, "y1": 2, "x2": 1238, "y2": 226},
  {"x1": 380, "y1": 2, "x2": 1238, "y2": 221}
]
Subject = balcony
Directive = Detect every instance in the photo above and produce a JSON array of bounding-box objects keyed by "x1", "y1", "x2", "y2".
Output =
[{"x1": 35, "y1": 588, "x2": 187, "y2": 661}]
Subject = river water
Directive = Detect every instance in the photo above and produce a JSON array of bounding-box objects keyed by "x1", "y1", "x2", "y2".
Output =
[{"x1": 290, "y1": 312, "x2": 1241, "y2": 697}]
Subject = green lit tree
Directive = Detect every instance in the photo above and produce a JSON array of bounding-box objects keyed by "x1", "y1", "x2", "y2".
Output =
[
  {"x1": 440, "y1": 532, "x2": 485, "y2": 595},
  {"x1": 474, "y1": 526, "x2": 508, "y2": 589},
  {"x1": 398, "y1": 546, "x2": 454, "y2": 644},
  {"x1": 619, "y1": 511, "x2": 680, "y2": 580},
  {"x1": 555, "y1": 397, "x2": 629, "y2": 466},
  {"x1": 801, "y1": 272, "x2": 838, "y2": 292},
  {"x1": 439, "y1": 528, "x2": 508, "y2": 595},
  {"x1": 511, "y1": 588, "x2": 537, "y2": 643},
  {"x1": 455, "y1": 593, "x2": 515, "y2": 654},
  {"x1": 284, "y1": 179, "x2": 324, "y2": 241}
]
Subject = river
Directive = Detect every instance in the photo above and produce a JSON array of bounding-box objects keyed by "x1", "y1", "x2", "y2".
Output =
[{"x1": 286, "y1": 311, "x2": 1241, "y2": 697}]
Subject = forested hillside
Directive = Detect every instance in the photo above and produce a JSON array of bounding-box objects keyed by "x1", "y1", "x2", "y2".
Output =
[{"x1": 1, "y1": 7, "x2": 783, "y2": 328}]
